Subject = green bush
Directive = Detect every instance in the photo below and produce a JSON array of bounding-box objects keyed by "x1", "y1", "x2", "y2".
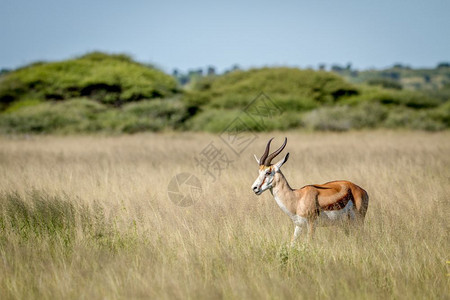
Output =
[
  {"x1": 303, "y1": 106, "x2": 352, "y2": 131},
  {"x1": 302, "y1": 100, "x2": 448, "y2": 131},
  {"x1": 0, "y1": 98, "x2": 106, "y2": 134},
  {"x1": 3, "y1": 98, "x2": 43, "y2": 113},
  {"x1": 190, "y1": 67, "x2": 359, "y2": 110},
  {"x1": 185, "y1": 109, "x2": 244, "y2": 132},
  {"x1": 367, "y1": 78, "x2": 403, "y2": 90},
  {"x1": 182, "y1": 67, "x2": 360, "y2": 133},
  {"x1": 303, "y1": 102, "x2": 388, "y2": 131},
  {"x1": 185, "y1": 109, "x2": 302, "y2": 132},
  {"x1": 384, "y1": 107, "x2": 447, "y2": 131},
  {"x1": 343, "y1": 88, "x2": 442, "y2": 109},
  {"x1": 119, "y1": 98, "x2": 190, "y2": 133},
  {"x1": 0, "y1": 98, "x2": 190, "y2": 134},
  {"x1": 430, "y1": 101, "x2": 450, "y2": 127},
  {"x1": 0, "y1": 52, "x2": 179, "y2": 106}
]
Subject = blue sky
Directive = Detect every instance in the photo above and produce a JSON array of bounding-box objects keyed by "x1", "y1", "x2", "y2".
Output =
[{"x1": 1, "y1": 0, "x2": 449, "y2": 73}]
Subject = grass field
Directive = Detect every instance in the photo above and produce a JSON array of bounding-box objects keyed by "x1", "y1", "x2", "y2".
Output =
[{"x1": 0, "y1": 131, "x2": 449, "y2": 299}]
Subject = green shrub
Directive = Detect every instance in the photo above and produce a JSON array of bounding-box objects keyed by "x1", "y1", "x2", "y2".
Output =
[
  {"x1": 3, "y1": 98, "x2": 43, "y2": 113},
  {"x1": 391, "y1": 91, "x2": 442, "y2": 109},
  {"x1": 0, "y1": 98, "x2": 107, "y2": 134},
  {"x1": 182, "y1": 67, "x2": 359, "y2": 133},
  {"x1": 185, "y1": 109, "x2": 243, "y2": 132},
  {"x1": 343, "y1": 88, "x2": 442, "y2": 109},
  {"x1": 367, "y1": 78, "x2": 403, "y2": 90},
  {"x1": 0, "y1": 98, "x2": 190, "y2": 134},
  {"x1": 185, "y1": 109, "x2": 302, "y2": 132},
  {"x1": 384, "y1": 107, "x2": 447, "y2": 131},
  {"x1": 190, "y1": 67, "x2": 359, "y2": 110},
  {"x1": 94, "y1": 109, "x2": 169, "y2": 134},
  {"x1": 0, "y1": 52, "x2": 179, "y2": 106},
  {"x1": 303, "y1": 102, "x2": 388, "y2": 131},
  {"x1": 119, "y1": 98, "x2": 190, "y2": 133},
  {"x1": 303, "y1": 106, "x2": 352, "y2": 131},
  {"x1": 430, "y1": 101, "x2": 450, "y2": 127}
]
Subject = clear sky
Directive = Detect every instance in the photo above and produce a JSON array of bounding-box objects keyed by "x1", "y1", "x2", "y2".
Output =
[{"x1": 1, "y1": 0, "x2": 449, "y2": 73}]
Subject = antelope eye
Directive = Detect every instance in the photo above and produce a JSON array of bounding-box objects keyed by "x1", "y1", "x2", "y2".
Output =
[{"x1": 265, "y1": 170, "x2": 271, "y2": 175}]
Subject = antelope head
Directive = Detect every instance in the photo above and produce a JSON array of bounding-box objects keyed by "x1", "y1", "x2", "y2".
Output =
[{"x1": 252, "y1": 137, "x2": 289, "y2": 195}]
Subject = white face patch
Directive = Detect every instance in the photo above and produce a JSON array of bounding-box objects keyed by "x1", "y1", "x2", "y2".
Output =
[{"x1": 251, "y1": 167, "x2": 275, "y2": 195}]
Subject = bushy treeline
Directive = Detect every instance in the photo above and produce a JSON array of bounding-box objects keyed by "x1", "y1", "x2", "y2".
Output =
[
  {"x1": 0, "y1": 53, "x2": 448, "y2": 133},
  {"x1": 336, "y1": 63, "x2": 450, "y2": 91},
  {"x1": 186, "y1": 68, "x2": 448, "y2": 132}
]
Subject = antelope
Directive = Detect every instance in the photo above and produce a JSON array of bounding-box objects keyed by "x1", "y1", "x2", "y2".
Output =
[{"x1": 252, "y1": 138, "x2": 369, "y2": 245}]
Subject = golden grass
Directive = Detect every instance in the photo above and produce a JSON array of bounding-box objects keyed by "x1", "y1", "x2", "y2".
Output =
[{"x1": 0, "y1": 131, "x2": 449, "y2": 299}]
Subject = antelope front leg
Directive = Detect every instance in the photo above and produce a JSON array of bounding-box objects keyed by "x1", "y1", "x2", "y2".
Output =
[{"x1": 290, "y1": 225, "x2": 302, "y2": 247}]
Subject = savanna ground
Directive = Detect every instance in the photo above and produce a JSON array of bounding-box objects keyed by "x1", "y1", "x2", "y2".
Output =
[{"x1": 0, "y1": 131, "x2": 448, "y2": 299}]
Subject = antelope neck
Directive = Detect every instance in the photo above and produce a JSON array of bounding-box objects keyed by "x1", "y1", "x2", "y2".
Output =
[{"x1": 270, "y1": 171, "x2": 297, "y2": 215}]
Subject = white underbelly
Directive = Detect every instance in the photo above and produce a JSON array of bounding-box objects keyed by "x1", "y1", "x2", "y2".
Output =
[
  {"x1": 317, "y1": 200, "x2": 355, "y2": 226},
  {"x1": 274, "y1": 193, "x2": 356, "y2": 227}
]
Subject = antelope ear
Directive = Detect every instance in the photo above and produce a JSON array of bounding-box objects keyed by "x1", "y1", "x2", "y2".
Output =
[
  {"x1": 274, "y1": 153, "x2": 289, "y2": 171},
  {"x1": 253, "y1": 154, "x2": 260, "y2": 164}
]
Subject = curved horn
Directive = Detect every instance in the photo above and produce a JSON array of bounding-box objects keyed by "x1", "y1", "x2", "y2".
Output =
[
  {"x1": 259, "y1": 138, "x2": 274, "y2": 166},
  {"x1": 264, "y1": 137, "x2": 287, "y2": 165}
]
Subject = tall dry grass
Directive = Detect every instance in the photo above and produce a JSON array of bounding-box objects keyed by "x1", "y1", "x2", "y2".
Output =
[{"x1": 0, "y1": 131, "x2": 448, "y2": 299}]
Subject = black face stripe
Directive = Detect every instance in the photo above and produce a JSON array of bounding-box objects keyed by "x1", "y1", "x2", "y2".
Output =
[{"x1": 258, "y1": 172, "x2": 268, "y2": 190}]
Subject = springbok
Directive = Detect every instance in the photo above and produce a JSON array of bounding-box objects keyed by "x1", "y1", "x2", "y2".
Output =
[{"x1": 252, "y1": 138, "x2": 369, "y2": 245}]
